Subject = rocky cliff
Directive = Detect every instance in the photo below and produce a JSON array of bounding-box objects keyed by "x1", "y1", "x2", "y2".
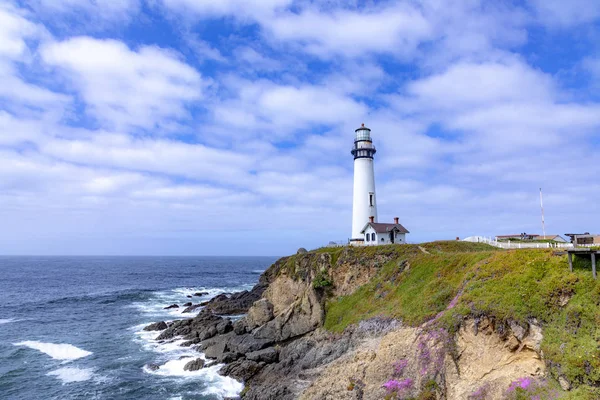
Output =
[{"x1": 145, "y1": 242, "x2": 600, "y2": 399}]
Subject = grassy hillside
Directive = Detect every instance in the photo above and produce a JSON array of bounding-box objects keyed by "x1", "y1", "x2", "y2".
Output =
[{"x1": 315, "y1": 242, "x2": 600, "y2": 397}]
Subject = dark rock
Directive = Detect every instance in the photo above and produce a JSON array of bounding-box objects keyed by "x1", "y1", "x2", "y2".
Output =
[
  {"x1": 219, "y1": 360, "x2": 263, "y2": 381},
  {"x1": 182, "y1": 304, "x2": 202, "y2": 313},
  {"x1": 183, "y1": 358, "x2": 205, "y2": 371},
  {"x1": 183, "y1": 302, "x2": 192, "y2": 307},
  {"x1": 145, "y1": 363, "x2": 160, "y2": 371},
  {"x1": 218, "y1": 351, "x2": 243, "y2": 363},
  {"x1": 143, "y1": 321, "x2": 168, "y2": 331},
  {"x1": 164, "y1": 304, "x2": 179, "y2": 310},
  {"x1": 194, "y1": 292, "x2": 209, "y2": 297},
  {"x1": 233, "y1": 319, "x2": 248, "y2": 335},
  {"x1": 182, "y1": 338, "x2": 201, "y2": 347},
  {"x1": 216, "y1": 319, "x2": 233, "y2": 334},
  {"x1": 204, "y1": 286, "x2": 266, "y2": 315},
  {"x1": 204, "y1": 340, "x2": 227, "y2": 360},
  {"x1": 187, "y1": 295, "x2": 192, "y2": 298},
  {"x1": 226, "y1": 334, "x2": 273, "y2": 354},
  {"x1": 200, "y1": 301, "x2": 209, "y2": 306},
  {"x1": 297, "y1": 248, "x2": 308, "y2": 254},
  {"x1": 246, "y1": 347, "x2": 278, "y2": 364}
]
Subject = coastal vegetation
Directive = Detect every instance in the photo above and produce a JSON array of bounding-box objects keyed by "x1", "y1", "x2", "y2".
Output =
[{"x1": 316, "y1": 242, "x2": 600, "y2": 397}]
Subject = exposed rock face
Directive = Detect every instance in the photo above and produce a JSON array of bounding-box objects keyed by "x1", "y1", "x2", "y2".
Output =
[
  {"x1": 301, "y1": 318, "x2": 546, "y2": 400},
  {"x1": 445, "y1": 318, "x2": 545, "y2": 400},
  {"x1": 183, "y1": 358, "x2": 205, "y2": 371},
  {"x1": 141, "y1": 250, "x2": 553, "y2": 400},
  {"x1": 246, "y1": 299, "x2": 274, "y2": 329},
  {"x1": 143, "y1": 321, "x2": 167, "y2": 331}
]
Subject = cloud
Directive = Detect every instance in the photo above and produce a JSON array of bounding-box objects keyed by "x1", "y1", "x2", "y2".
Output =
[
  {"x1": 405, "y1": 59, "x2": 555, "y2": 110},
  {"x1": 40, "y1": 37, "x2": 204, "y2": 130},
  {"x1": 162, "y1": 0, "x2": 291, "y2": 17},
  {"x1": 527, "y1": 0, "x2": 600, "y2": 27},
  {"x1": 28, "y1": 0, "x2": 141, "y2": 23},
  {"x1": 0, "y1": 2, "x2": 41, "y2": 60},
  {"x1": 210, "y1": 78, "x2": 368, "y2": 138},
  {"x1": 264, "y1": 4, "x2": 432, "y2": 58}
]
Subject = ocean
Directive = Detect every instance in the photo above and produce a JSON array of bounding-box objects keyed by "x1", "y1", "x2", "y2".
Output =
[{"x1": 0, "y1": 256, "x2": 277, "y2": 400}]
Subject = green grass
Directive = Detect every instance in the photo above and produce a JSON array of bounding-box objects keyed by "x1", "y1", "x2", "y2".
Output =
[{"x1": 316, "y1": 242, "x2": 600, "y2": 393}]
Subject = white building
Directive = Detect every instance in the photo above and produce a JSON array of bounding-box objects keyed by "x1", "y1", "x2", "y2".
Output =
[
  {"x1": 350, "y1": 124, "x2": 378, "y2": 244},
  {"x1": 349, "y1": 123, "x2": 409, "y2": 246},
  {"x1": 361, "y1": 217, "x2": 409, "y2": 246}
]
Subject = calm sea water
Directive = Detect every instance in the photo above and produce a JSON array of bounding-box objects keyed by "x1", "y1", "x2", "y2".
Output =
[{"x1": 0, "y1": 256, "x2": 277, "y2": 400}]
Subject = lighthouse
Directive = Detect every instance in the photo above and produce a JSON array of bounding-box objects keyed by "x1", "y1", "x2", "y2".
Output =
[{"x1": 351, "y1": 123, "x2": 378, "y2": 242}]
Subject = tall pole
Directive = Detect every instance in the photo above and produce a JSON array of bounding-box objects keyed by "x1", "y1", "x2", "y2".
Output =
[{"x1": 540, "y1": 188, "x2": 546, "y2": 239}]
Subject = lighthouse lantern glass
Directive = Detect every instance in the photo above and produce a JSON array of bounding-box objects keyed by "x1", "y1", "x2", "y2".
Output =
[{"x1": 355, "y1": 129, "x2": 371, "y2": 142}]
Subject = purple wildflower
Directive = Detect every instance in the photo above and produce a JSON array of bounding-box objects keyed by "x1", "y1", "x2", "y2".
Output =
[
  {"x1": 392, "y1": 359, "x2": 408, "y2": 376},
  {"x1": 382, "y1": 378, "x2": 413, "y2": 394},
  {"x1": 507, "y1": 377, "x2": 533, "y2": 392}
]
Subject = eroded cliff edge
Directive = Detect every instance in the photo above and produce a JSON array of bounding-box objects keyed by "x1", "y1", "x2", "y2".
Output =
[{"x1": 146, "y1": 242, "x2": 600, "y2": 399}]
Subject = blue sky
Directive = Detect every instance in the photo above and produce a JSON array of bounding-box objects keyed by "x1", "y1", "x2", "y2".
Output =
[{"x1": 1, "y1": 0, "x2": 600, "y2": 256}]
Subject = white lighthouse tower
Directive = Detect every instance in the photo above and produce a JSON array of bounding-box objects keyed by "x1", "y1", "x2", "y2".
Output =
[{"x1": 351, "y1": 123, "x2": 378, "y2": 242}]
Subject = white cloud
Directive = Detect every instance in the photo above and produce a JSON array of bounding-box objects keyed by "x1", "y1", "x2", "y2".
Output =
[
  {"x1": 40, "y1": 37, "x2": 204, "y2": 130},
  {"x1": 0, "y1": 3, "x2": 41, "y2": 60},
  {"x1": 527, "y1": 0, "x2": 600, "y2": 27},
  {"x1": 159, "y1": 0, "x2": 292, "y2": 20},
  {"x1": 264, "y1": 4, "x2": 432, "y2": 58},
  {"x1": 405, "y1": 59, "x2": 555, "y2": 110},
  {"x1": 211, "y1": 79, "x2": 368, "y2": 137},
  {"x1": 29, "y1": 0, "x2": 140, "y2": 22}
]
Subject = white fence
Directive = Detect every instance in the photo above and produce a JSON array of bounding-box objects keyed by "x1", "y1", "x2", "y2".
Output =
[{"x1": 463, "y1": 236, "x2": 574, "y2": 249}]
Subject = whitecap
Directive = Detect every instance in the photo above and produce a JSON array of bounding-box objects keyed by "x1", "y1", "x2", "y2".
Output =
[
  {"x1": 0, "y1": 318, "x2": 18, "y2": 324},
  {"x1": 14, "y1": 341, "x2": 92, "y2": 361},
  {"x1": 47, "y1": 366, "x2": 95, "y2": 384},
  {"x1": 145, "y1": 359, "x2": 243, "y2": 397}
]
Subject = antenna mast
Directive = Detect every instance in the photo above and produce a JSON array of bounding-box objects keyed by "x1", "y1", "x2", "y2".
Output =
[{"x1": 540, "y1": 188, "x2": 546, "y2": 239}]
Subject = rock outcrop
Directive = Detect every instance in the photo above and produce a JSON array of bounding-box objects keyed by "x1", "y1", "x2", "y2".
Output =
[{"x1": 143, "y1": 247, "x2": 557, "y2": 400}]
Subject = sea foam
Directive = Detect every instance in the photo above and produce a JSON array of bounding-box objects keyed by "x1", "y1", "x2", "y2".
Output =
[
  {"x1": 145, "y1": 359, "x2": 244, "y2": 397},
  {"x1": 0, "y1": 318, "x2": 17, "y2": 324},
  {"x1": 14, "y1": 341, "x2": 92, "y2": 361},
  {"x1": 47, "y1": 367, "x2": 95, "y2": 384}
]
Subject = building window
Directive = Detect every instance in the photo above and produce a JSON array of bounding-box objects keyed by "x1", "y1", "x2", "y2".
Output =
[
  {"x1": 371, "y1": 233, "x2": 375, "y2": 241},
  {"x1": 369, "y1": 193, "x2": 374, "y2": 207},
  {"x1": 381, "y1": 237, "x2": 384, "y2": 242},
  {"x1": 366, "y1": 233, "x2": 370, "y2": 242}
]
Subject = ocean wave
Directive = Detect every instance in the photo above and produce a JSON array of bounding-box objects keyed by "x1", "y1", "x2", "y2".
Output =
[
  {"x1": 144, "y1": 358, "x2": 243, "y2": 397},
  {"x1": 47, "y1": 366, "x2": 95, "y2": 384},
  {"x1": 251, "y1": 270, "x2": 265, "y2": 274},
  {"x1": 130, "y1": 285, "x2": 253, "y2": 319},
  {"x1": 0, "y1": 318, "x2": 20, "y2": 325},
  {"x1": 134, "y1": 324, "x2": 243, "y2": 398},
  {"x1": 13, "y1": 341, "x2": 92, "y2": 361}
]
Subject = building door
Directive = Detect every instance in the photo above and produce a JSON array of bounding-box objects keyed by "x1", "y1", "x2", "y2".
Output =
[{"x1": 389, "y1": 231, "x2": 395, "y2": 244}]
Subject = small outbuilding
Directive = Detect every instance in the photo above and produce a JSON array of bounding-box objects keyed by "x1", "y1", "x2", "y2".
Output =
[{"x1": 361, "y1": 217, "x2": 409, "y2": 246}]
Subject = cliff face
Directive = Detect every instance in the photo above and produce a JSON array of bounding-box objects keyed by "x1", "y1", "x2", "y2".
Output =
[{"x1": 148, "y1": 242, "x2": 600, "y2": 399}]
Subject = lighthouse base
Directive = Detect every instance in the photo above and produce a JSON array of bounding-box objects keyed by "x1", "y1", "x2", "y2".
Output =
[{"x1": 349, "y1": 238, "x2": 365, "y2": 247}]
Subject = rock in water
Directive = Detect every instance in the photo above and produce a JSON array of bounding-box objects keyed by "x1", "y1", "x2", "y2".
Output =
[
  {"x1": 194, "y1": 292, "x2": 209, "y2": 297},
  {"x1": 143, "y1": 321, "x2": 168, "y2": 331},
  {"x1": 183, "y1": 302, "x2": 192, "y2": 307},
  {"x1": 182, "y1": 304, "x2": 202, "y2": 313},
  {"x1": 219, "y1": 360, "x2": 263, "y2": 381},
  {"x1": 183, "y1": 358, "x2": 205, "y2": 371},
  {"x1": 164, "y1": 304, "x2": 179, "y2": 310},
  {"x1": 145, "y1": 363, "x2": 160, "y2": 371}
]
